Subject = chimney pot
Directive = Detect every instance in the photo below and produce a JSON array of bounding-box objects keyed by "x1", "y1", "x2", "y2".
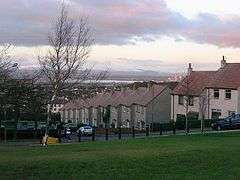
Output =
[
  {"x1": 187, "y1": 63, "x2": 193, "y2": 75},
  {"x1": 221, "y1": 56, "x2": 227, "y2": 68}
]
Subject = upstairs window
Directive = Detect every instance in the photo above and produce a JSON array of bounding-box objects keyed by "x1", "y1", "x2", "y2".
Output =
[
  {"x1": 214, "y1": 89, "x2": 219, "y2": 99},
  {"x1": 188, "y1": 96, "x2": 194, "y2": 106},
  {"x1": 178, "y1": 95, "x2": 184, "y2": 105},
  {"x1": 225, "y1": 90, "x2": 231, "y2": 99}
]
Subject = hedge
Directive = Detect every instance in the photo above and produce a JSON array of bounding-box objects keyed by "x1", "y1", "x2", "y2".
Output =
[{"x1": 151, "y1": 119, "x2": 220, "y2": 132}]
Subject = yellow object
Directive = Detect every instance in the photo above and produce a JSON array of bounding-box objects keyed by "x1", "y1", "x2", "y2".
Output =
[
  {"x1": 47, "y1": 136, "x2": 59, "y2": 144},
  {"x1": 42, "y1": 136, "x2": 59, "y2": 145}
]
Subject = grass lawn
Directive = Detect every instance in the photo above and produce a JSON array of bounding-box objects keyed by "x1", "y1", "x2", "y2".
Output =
[{"x1": 1, "y1": 132, "x2": 240, "y2": 180}]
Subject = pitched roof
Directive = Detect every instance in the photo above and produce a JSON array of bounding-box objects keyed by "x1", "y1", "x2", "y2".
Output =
[
  {"x1": 173, "y1": 71, "x2": 215, "y2": 96},
  {"x1": 207, "y1": 63, "x2": 240, "y2": 89},
  {"x1": 61, "y1": 85, "x2": 168, "y2": 110},
  {"x1": 173, "y1": 63, "x2": 240, "y2": 96}
]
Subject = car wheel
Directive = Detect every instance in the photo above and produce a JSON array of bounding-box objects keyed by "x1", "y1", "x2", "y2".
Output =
[{"x1": 217, "y1": 125, "x2": 221, "y2": 131}]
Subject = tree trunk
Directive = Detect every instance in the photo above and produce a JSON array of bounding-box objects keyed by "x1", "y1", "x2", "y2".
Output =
[
  {"x1": 45, "y1": 94, "x2": 56, "y2": 135},
  {"x1": 185, "y1": 105, "x2": 189, "y2": 135},
  {"x1": 201, "y1": 118, "x2": 204, "y2": 134}
]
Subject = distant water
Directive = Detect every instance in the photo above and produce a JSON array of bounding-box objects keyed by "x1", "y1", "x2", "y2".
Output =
[{"x1": 83, "y1": 80, "x2": 141, "y2": 84}]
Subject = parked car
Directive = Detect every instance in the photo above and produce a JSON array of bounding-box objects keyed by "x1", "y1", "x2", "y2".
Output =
[
  {"x1": 77, "y1": 126, "x2": 93, "y2": 135},
  {"x1": 61, "y1": 128, "x2": 71, "y2": 136},
  {"x1": 17, "y1": 121, "x2": 36, "y2": 131},
  {"x1": 65, "y1": 123, "x2": 78, "y2": 132},
  {"x1": 211, "y1": 113, "x2": 240, "y2": 131}
]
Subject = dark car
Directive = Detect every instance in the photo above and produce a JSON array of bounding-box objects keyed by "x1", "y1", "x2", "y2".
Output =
[{"x1": 212, "y1": 114, "x2": 240, "y2": 131}]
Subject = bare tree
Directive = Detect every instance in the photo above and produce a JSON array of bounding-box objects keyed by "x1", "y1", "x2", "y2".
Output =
[
  {"x1": 181, "y1": 75, "x2": 192, "y2": 135},
  {"x1": 199, "y1": 89, "x2": 210, "y2": 134},
  {"x1": 38, "y1": 5, "x2": 106, "y2": 132},
  {"x1": 0, "y1": 44, "x2": 14, "y2": 80}
]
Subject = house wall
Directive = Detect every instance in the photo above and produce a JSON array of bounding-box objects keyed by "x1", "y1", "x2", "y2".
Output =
[
  {"x1": 77, "y1": 109, "x2": 82, "y2": 123},
  {"x1": 115, "y1": 105, "x2": 131, "y2": 128},
  {"x1": 146, "y1": 87, "x2": 172, "y2": 124},
  {"x1": 237, "y1": 87, "x2": 240, "y2": 113},
  {"x1": 80, "y1": 108, "x2": 89, "y2": 124},
  {"x1": 121, "y1": 105, "x2": 131, "y2": 128},
  {"x1": 131, "y1": 104, "x2": 146, "y2": 129},
  {"x1": 208, "y1": 89, "x2": 238, "y2": 118},
  {"x1": 110, "y1": 106, "x2": 118, "y2": 127},
  {"x1": 96, "y1": 106, "x2": 104, "y2": 127},
  {"x1": 171, "y1": 94, "x2": 200, "y2": 121},
  {"x1": 171, "y1": 88, "x2": 240, "y2": 121}
]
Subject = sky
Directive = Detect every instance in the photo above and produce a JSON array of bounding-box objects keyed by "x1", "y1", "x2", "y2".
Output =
[{"x1": 1, "y1": 0, "x2": 240, "y2": 73}]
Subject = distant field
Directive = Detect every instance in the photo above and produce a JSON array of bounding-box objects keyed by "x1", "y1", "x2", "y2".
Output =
[{"x1": 1, "y1": 132, "x2": 240, "y2": 180}]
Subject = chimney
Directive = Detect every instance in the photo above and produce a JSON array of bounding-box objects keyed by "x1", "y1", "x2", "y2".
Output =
[
  {"x1": 187, "y1": 63, "x2": 193, "y2": 75},
  {"x1": 221, "y1": 56, "x2": 227, "y2": 68}
]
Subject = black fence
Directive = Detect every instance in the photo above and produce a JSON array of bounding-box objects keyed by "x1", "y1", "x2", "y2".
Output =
[{"x1": 0, "y1": 119, "x2": 220, "y2": 143}]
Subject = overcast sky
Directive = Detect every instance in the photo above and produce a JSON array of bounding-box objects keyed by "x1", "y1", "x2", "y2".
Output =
[{"x1": 1, "y1": 0, "x2": 240, "y2": 73}]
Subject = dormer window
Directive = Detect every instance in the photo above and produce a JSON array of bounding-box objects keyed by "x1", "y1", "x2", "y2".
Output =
[{"x1": 225, "y1": 90, "x2": 231, "y2": 99}]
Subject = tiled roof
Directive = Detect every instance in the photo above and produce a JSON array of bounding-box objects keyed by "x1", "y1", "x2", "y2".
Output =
[
  {"x1": 173, "y1": 63, "x2": 240, "y2": 96},
  {"x1": 61, "y1": 85, "x2": 168, "y2": 110},
  {"x1": 173, "y1": 71, "x2": 215, "y2": 96},
  {"x1": 207, "y1": 63, "x2": 240, "y2": 89}
]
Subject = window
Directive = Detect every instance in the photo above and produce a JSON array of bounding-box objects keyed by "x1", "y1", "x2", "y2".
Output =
[
  {"x1": 177, "y1": 114, "x2": 186, "y2": 121},
  {"x1": 225, "y1": 90, "x2": 231, "y2": 99},
  {"x1": 136, "y1": 105, "x2": 140, "y2": 113},
  {"x1": 214, "y1": 89, "x2": 219, "y2": 99},
  {"x1": 188, "y1": 96, "x2": 194, "y2": 106},
  {"x1": 178, "y1": 95, "x2": 184, "y2": 105},
  {"x1": 211, "y1": 109, "x2": 221, "y2": 119}
]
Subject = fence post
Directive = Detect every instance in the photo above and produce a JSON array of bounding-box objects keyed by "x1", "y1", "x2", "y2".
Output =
[
  {"x1": 58, "y1": 129, "x2": 62, "y2": 143},
  {"x1": 146, "y1": 125, "x2": 149, "y2": 137},
  {"x1": 118, "y1": 127, "x2": 121, "y2": 140},
  {"x1": 187, "y1": 124, "x2": 190, "y2": 134},
  {"x1": 4, "y1": 128, "x2": 7, "y2": 143},
  {"x1": 92, "y1": 127, "x2": 95, "y2": 141},
  {"x1": 132, "y1": 126, "x2": 135, "y2": 138},
  {"x1": 201, "y1": 119, "x2": 204, "y2": 134},
  {"x1": 105, "y1": 128, "x2": 109, "y2": 141},
  {"x1": 173, "y1": 122, "x2": 176, "y2": 135},
  {"x1": 159, "y1": 124, "x2": 162, "y2": 135},
  {"x1": 78, "y1": 130, "x2": 82, "y2": 142}
]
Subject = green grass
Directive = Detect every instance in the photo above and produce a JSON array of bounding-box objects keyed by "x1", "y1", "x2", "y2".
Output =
[{"x1": 1, "y1": 133, "x2": 240, "y2": 180}]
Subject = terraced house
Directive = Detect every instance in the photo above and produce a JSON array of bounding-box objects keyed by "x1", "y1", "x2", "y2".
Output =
[
  {"x1": 171, "y1": 57, "x2": 240, "y2": 121},
  {"x1": 60, "y1": 84, "x2": 174, "y2": 129}
]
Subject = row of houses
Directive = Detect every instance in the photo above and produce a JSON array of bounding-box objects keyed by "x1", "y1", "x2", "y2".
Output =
[
  {"x1": 60, "y1": 83, "x2": 176, "y2": 129},
  {"x1": 60, "y1": 57, "x2": 240, "y2": 129}
]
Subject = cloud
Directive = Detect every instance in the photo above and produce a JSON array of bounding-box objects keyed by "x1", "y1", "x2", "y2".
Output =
[
  {"x1": 0, "y1": 0, "x2": 240, "y2": 48},
  {"x1": 89, "y1": 57, "x2": 220, "y2": 72}
]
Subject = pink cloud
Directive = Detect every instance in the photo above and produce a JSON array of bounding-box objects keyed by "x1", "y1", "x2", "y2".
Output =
[{"x1": 1, "y1": 0, "x2": 240, "y2": 48}]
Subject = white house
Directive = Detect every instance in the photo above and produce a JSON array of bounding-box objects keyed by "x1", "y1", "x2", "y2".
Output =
[{"x1": 171, "y1": 57, "x2": 240, "y2": 121}]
